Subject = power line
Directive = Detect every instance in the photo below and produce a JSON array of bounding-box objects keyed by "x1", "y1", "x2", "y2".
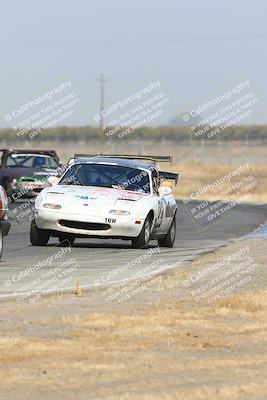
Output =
[{"x1": 2, "y1": 32, "x2": 267, "y2": 47}]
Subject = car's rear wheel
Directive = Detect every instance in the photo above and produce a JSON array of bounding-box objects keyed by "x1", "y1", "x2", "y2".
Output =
[
  {"x1": 0, "y1": 225, "x2": 3, "y2": 260},
  {"x1": 58, "y1": 234, "x2": 75, "y2": 247},
  {"x1": 30, "y1": 219, "x2": 50, "y2": 246},
  {"x1": 132, "y1": 216, "x2": 151, "y2": 249},
  {"x1": 158, "y1": 215, "x2": 176, "y2": 248}
]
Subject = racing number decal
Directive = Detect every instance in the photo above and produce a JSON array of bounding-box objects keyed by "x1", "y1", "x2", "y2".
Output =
[
  {"x1": 164, "y1": 199, "x2": 176, "y2": 218},
  {"x1": 156, "y1": 199, "x2": 164, "y2": 227},
  {"x1": 156, "y1": 198, "x2": 175, "y2": 228},
  {"x1": 105, "y1": 218, "x2": 116, "y2": 224},
  {"x1": 164, "y1": 200, "x2": 173, "y2": 218},
  {"x1": 155, "y1": 197, "x2": 176, "y2": 228}
]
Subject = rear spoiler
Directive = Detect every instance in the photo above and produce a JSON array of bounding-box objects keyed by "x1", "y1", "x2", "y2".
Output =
[
  {"x1": 159, "y1": 171, "x2": 179, "y2": 186},
  {"x1": 73, "y1": 154, "x2": 173, "y2": 164}
]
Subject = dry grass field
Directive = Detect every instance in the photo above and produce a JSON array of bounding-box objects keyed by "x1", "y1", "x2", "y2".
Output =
[
  {"x1": 0, "y1": 237, "x2": 266, "y2": 400},
  {"x1": 169, "y1": 162, "x2": 267, "y2": 202}
]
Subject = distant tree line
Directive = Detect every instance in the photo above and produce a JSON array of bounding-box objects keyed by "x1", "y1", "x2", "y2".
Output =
[{"x1": 1, "y1": 125, "x2": 267, "y2": 142}]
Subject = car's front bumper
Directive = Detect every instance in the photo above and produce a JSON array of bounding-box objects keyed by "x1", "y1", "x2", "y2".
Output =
[{"x1": 35, "y1": 209, "x2": 144, "y2": 238}]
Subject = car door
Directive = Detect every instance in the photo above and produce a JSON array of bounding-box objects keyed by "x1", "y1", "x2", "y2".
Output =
[{"x1": 162, "y1": 193, "x2": 176, "y2": 230}]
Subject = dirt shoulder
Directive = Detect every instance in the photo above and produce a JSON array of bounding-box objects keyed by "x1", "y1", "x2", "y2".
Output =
[{"x1": 0, "y1": 236, "x2": 266, "y2": 400}]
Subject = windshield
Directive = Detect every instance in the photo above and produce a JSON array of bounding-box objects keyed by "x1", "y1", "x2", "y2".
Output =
[
  {"x1": 6, "y1": 154, "x2": 59, "y2": 169},
  {"x1": 59, "y1": 163, "x2": 151, "y2": 193}
]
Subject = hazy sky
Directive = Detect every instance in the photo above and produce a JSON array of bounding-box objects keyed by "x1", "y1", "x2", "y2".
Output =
[{"x1": 1, "y1": 0, "x2": 267, "y2": 127}]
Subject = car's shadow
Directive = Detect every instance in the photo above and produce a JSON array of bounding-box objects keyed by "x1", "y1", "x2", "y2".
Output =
[{"x1": 45, "y1": 240, "x2": 159, "y2": 250}]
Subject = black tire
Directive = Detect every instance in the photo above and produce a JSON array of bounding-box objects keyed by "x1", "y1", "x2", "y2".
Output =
[
  {"x1": 132, "y1": 216, "x2": 151, "y2": 249},
  {"x1": 158, "y1": 215, "x2": 176, "y2": 248},
  {"x1": 30, "y1": 219, "x2": 50, "y2": 246},
  {"x1": 58, "y1": 234, "x2": 75, "y2": 247},
  {"x1": 0, "y1": 225, "x2": 3, "y2": 261}
]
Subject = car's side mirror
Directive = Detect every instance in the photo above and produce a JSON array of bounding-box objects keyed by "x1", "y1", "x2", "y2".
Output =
[
  {"x1": 48, "y1": 176, "x2": 60, "y2": 186},
  {"x1": 158, "y1": 186, "x2": 172, "y2": 196}
]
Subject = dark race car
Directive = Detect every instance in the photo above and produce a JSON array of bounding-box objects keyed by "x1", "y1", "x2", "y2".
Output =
[{"x1": 0, "y1": 149, "x2": 62, "y2": 202}]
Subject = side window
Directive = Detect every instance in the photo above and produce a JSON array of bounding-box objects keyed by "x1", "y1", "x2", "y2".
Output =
[
  {"x1": 152, "y1": 169, "x2": 159, "y2": 195},
  {"x1": 46, "y1": 158, "x2": 54, "y2": 168}
]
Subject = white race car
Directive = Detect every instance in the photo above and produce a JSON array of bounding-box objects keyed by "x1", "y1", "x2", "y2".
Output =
[{"x1": 30, "y1": 155, "x2": 178, "y2": 249}]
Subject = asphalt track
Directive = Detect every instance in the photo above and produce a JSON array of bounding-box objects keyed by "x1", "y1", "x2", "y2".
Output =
[{"x1": 0, "y1": 200, "x2": 266, "y2": 300}]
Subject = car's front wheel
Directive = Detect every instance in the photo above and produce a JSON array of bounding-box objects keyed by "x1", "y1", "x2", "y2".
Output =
[
  {"x1": 30, "y1": 219, "x2": 50, "y2": 246},
  {"x1": 158, "y1": 215, "x2": 176, "y2": 248},
  {"x1": 132, "y1": 216, "x2": 151, "y2": 249}
]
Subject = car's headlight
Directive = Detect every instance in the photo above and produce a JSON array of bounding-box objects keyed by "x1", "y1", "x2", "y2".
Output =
[
  {"x1": 43, "y1": 203, "x2": 62, "y2": 209},
  {"x1": 109, "y1": 209, "x2": 130, "y2": 215}
]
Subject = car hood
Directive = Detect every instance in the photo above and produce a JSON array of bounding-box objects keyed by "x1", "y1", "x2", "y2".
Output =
[{"x1": 38, "y1": 185, "x2": 149, "y2": 213}]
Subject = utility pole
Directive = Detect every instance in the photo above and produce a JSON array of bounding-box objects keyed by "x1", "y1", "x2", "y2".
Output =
[{"x1": 97, "y1": 73, "x2": 108, "y2": 130}]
